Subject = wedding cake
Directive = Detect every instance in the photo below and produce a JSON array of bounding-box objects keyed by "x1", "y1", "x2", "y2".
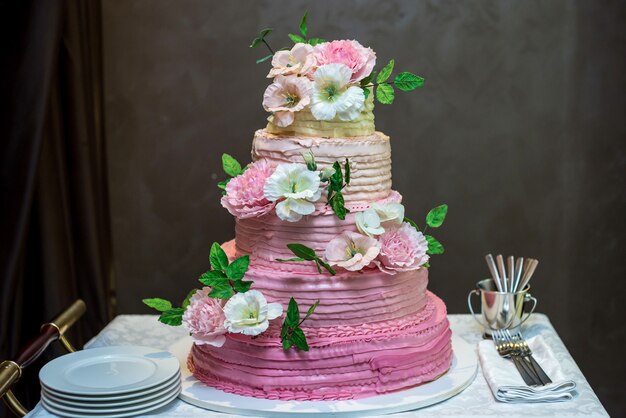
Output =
[{"x1": 144, "y1": 14, "x2": 452, "y2": 401}]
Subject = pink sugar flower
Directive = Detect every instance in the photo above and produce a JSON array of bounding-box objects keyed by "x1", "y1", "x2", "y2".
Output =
[
  {"x1": 313, "y1": 40, "x2": 376, "y2": 83},
  {"x1": 267, "y1": 43, "x2": 316, "y2": 78},
  {"x1": 325, "y1": 231, "x2": 380, "y2": 271},
  {"x1": 376, "y1": 223, "x2": 429, "y2": 275},
  {"x1": 262, "y1": 75, "x2": 313, "y2": 127},
  {"x1": 221, "y1": 160, "x2": 276, "y2": 219},
  {"x1": 182, "y1": 287, "x2": 227, "y2": 347}
]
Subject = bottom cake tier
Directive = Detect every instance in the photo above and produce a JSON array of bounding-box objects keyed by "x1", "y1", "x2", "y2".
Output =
[{"x1": 188, "y1": 291, "x2": 452, "y2": 401}]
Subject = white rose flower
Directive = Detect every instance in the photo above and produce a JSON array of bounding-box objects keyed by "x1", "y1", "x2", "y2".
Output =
[
  {"x1": 223, "y1": 290, "x2": 283, "y2": 336},
  {"x1": 355, "y1": 208, "x2": 385, "y2": 237},
  {"x1": 372, "y1": 202, "x2": 405, "y2": 225},
  {"x1": 264, "y1": 163, "x2": 322, "y2": 222},
  {"x1": 310, "y1": 63, "x2": 365, "y2": 122}
]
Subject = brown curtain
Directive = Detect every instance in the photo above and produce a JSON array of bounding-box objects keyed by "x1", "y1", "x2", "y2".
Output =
[{"x1": 0, "y1": 0, "x2": 113, "y2": 412}]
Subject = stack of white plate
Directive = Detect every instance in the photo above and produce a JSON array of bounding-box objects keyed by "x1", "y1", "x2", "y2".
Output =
[{"x1": 39, "y1": 346, "x2": 181, "y2": 418}]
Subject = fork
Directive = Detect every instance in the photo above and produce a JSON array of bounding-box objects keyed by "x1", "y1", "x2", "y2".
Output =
[
  {"x1": 492, "y1": 330, "x2": 540, "y2": 386},
  {"x1": 505, "y1": 330, "x2": 552, "y2": 385}
]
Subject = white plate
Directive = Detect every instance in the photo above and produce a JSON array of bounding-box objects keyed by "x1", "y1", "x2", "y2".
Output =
[
  {"x1": 170, "y1": 334, "x2": 478, "y2": 417},
  {"x1": 41, "y1": 371, "x2": 181, "y2": 402},
  {"x1": 40, "y1": 387, "x2": 180, "y2": 418},
  {"x1": 41, "y1": 376, "x2": 181, "y2": 408},
  {"x1": 41, "y1": 384, "x2": 181, "y2": 414},
  {"x1": 40, "y1": 346, "x2": 179, "y2": 396}
]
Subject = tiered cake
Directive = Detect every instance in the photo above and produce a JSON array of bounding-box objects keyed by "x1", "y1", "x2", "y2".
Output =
[
  {"x1": 145, "y1": 24, "x2": 452, "y2": 401},
  {"x1": 187, "y1": 62, "x2": 452, "y2": 400}
]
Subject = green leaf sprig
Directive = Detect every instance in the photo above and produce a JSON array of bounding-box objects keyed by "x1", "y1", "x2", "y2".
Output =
[
  {"x1": 281, "y1": 297, "x2": 319, "y2": 351},
  {"x1": 321, "y1": 160, "x2": 351, "y2": 220},
  {"x1": 361, "y1": 59, "x2": 425, "y2": 104},
  {"x1": 218, "y1": 153, "x2": 245, "y2": 194},
  {"x1": 142, "y1": 290, "x2": 197, "y2": 327},
  {"x1": 276, "y1": 243, "x2": 336, "y2": 275},
  {"x1": 250, "y1": 28, "x2": 275, "y2": 64},
  {"x1": 288, "y1": 11, "x2": 326, "y2": 46},
  {"x1": 199, "y1": 243, "x2": 254, "y2": 299},
  {"x1": 404, "y1": 204, "x2": 448, "y2": 262}
]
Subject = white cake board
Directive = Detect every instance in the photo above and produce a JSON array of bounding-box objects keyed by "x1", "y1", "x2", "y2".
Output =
[{"x1": 169, "y1": 334, "x2": 477, "y2": 417}]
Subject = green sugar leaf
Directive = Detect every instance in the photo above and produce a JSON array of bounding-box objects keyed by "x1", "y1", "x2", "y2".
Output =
[
  {"x1": 330, "y1": 191, "x2": 348, "y2": 220},
  {"x1": 330, "y1": 161, "x2": 343, "y2": 191},
  {"x1": 217, "y1": 179, "x2": 229, "y2": 190},
  {"x1": 286, "y1": 243, "x2": 317, "y2": 261},
  {"x1": 422, "y1": 262, "x2": 430, "y2": 268},
  {"x1": 376, "y1": 59, "x2": 395, "y2": 83},
  {"x1": 250, "y1": 37, "x2": 262, "y2": 48},
  {"x1": 403, "y1": 217, "x2": 420, "y2": 231},
  {"x1": 291, "y1": 328, "x2": 309, "y2": 351},
  {"x1": 208, "y1": 283, "x2": 234, "y2": 300},
  {"x1": 362, "y1": 87, "x2": 370, "y2": 99},
  {"x1": 308, "y1": 38, "x2": 326, "y2": 46},
  {"x1": 282, "y1": 337, "x2": 293, "y2": 350},
  {"x1": 276, "y1": 257, "x2": 306, "y2": 262},
  {"x1": 317, "y1": 259, "x2": 336, "y2": 276},
  {"x1": 142, "y1": 298, "x2": 172, "y2": 312},
  {"x1": 394, "y1": 72, "x2": 425, "y2": 91},
  {"x1": 425, "y1": 235, "x2": 445, "y2": 255},
  {"x1": 222, "y1": 153, "x2": 242, "y2": 177},
  {"x1": 286, "y1": 297, "x2": 300, "y2": 326},
  {"x1": 256, "y1": 54, "x2": 273, "y2": 64},
  {"x1": 158, "y1": 308, "x2": 185, "y2": 326},
  {"x1": 376, "y1": 83, "x2": 395, "y2": 105},
  {"x1": 199, "y1": 270, "x2": 227, "y2": 286},
  {"x1": 304, "y1": 300, "x2": 320, "y2": 320},
  {"x1": 344, "y1": 159, "x2": 350, "y2": 185},
  {"x1": 233, "y1": 280, "x2": 253, "y2": 293},
  {"x1": 209, "y1": 242, "x2": 229, "y2": 271},
  {"x1": 426, "y1": 204, "x2": 448, "y2": 228},
  {"x1": 259, "y1": 28, "x2": 273, "y2": 38},
  {"x1": 360, "y1": 72, "x2": 374, "y2": 87},
  {"x1": 181, "y1": 289, "x2": 198, "y2": 309},
  {"x1": 280, "y1": 320, "x2": 290, "y2": 338},
  {"x1": 226, "y1": 255, "x2": 250, "y2": 280},
  {"x1": 299, "y1": 11, "x2": 308, "y2": 38},
  {"x1": 288, "y1": 33, "x2": 306, "y2": 44}
]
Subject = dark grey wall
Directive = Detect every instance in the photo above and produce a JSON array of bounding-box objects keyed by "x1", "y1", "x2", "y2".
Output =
[{"x1": 102, "y1": 1, "x2": 625, "y2": 414}]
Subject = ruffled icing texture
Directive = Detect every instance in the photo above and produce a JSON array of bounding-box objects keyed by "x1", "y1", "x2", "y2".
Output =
[
  {"x1": 188, "y1": 292, "x2": 452, "y2": 400},
  {"x1": 265, "y1": 89, "x2": 375, "y2": 138},
  {"x1": 252, "y1": 129, "x2": 392, "y2": 204}
]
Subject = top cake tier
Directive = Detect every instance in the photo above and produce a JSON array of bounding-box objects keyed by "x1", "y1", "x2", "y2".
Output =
[
  {"x1": 265, "y1": 90, "x2": 375, "y2": 138},
  {"x1": 252, "y1": 128, "x2": 391, "y2": 204}
]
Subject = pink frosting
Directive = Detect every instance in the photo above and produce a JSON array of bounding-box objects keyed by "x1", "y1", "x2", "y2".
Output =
[{"x1": 188, "y1": 292, "x2": 452, "y2": 400}]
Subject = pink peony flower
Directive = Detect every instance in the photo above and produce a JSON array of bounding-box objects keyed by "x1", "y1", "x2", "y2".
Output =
[
  {"x1": 376, "y1": 223, "x2": 429, "y2": 275},
  {"x1": 262, "y1": 75, "x2": 314, "y2": 127},
  {"x1": 221, "y1": 160, "x2": 276, "y2": 219},
  {"x1": 182, "y1": 287, "x2": 227, "y2": 347},
  {"x1": 267, "y1": 43, "x2": 316, "y2": 78},
  {"x1": 313, "y1": 40, "x2": 376, "y2": 83},
  {"x1": 325, "y1": 231, "x2": 380, "y2": 271}
]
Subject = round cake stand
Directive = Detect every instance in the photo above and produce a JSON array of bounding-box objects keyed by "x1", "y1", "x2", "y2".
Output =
[{"x1": 169, "y1": 334, "x2": 477, "y2": 417}]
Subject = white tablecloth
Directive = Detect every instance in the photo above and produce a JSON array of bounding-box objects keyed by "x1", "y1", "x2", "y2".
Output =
[{"x1": 26, "y1": 314, "x2": 608, "y2": 417}]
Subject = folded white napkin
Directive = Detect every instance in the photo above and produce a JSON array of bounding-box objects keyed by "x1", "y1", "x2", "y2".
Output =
[{"x1": 478, "y1": 335, "x2": 578, "y2": 403}]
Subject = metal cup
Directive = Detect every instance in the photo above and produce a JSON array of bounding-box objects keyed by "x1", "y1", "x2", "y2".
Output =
[{"x1": 467, "y1": 278, "x2": 537, "y2": 336}]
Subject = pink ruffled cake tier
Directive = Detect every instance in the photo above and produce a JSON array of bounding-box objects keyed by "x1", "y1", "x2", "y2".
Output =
[{"x1": 188, "y1": 292, "x2": 452, "y2": 401}]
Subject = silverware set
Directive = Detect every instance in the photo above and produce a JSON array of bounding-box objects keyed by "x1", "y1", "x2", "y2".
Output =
[
  {"x1": 492, "y1": 329, "x2": 552, "y2": 386},
  {"x1": 484, "y1": 254, "x2": 538, "y2": 293}
]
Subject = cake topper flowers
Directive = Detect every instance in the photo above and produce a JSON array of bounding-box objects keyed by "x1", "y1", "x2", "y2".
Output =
[{"x1": 251, "y1": 11, "x2": 425, "y2": 126}]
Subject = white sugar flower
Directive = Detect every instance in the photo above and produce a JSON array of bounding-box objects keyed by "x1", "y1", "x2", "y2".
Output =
[
  {"x1": 372, "y1": 202, "x2": 405, "y2": 225},
  {"x1": 325, "y1": 231, "x2": 380, "y2": 271},
  {"x1": 263, "y1": 163, "x2": 322, "y2": 222},
  {"x1": 310, "y1": 63, "x2": 365, "y2": 122},
  {"x1": 223, "y1": 290, "x2": 283, "y2": 336},
  {"x1": 355, "y1": 208, "x2": 385, "y2": 237}
]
